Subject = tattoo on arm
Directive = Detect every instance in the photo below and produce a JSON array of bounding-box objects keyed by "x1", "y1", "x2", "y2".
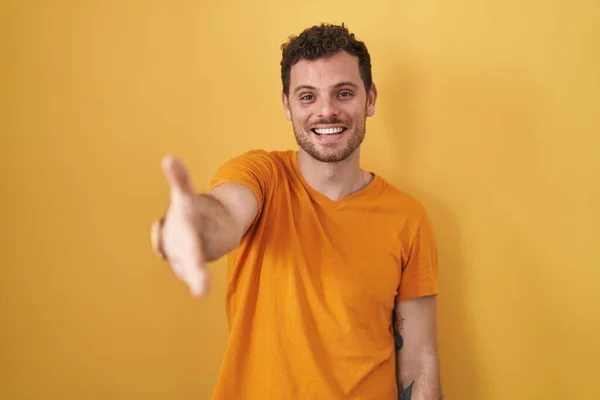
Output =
[
  {"x1": 393, "y1": 307, "x2": 404, "y2": 351},
  {"x1": 394, "y1": 307, "x2": 412, "y2": 399},
  {"x1": 399, "y1": 382, "x2": 414, "y2": 400},
  {"x1": 394, "y1": 330, "x2": 404, "y2": 351}
]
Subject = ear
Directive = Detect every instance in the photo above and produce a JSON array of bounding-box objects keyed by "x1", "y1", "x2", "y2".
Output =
[
  {"x1": 282, "y1": 91, "x2": 292, "y2": 121},
  {"x1": 366, "y1": 83, "x2": 378, "y2": 117}
]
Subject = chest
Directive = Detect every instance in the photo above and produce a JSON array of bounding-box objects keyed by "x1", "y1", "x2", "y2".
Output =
[{"x1": 258, "y1": 191, "x2": 403, "y2": 310}]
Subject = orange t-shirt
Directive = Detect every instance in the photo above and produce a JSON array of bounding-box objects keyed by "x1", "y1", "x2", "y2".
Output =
[{"x1": 208, "y1": 149, "x2": 438, "y2": 400}]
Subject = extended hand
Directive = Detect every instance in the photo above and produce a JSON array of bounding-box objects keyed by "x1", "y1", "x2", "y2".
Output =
[{"x1": 151, "y1": 155, "x2": 210, "y2": 297}]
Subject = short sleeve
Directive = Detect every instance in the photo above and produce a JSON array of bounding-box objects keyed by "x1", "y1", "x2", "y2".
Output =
[
  {"x1": 398, "y1": 212, "x2": 439, "y2": 301},
  {"x1": 209, "y1": 149, "x2": 274, "y2": 225}
]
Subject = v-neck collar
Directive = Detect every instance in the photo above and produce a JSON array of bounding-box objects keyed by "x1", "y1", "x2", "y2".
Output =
[{"x1": 288, "y1": 150, "x2": 383, "y2": 207}]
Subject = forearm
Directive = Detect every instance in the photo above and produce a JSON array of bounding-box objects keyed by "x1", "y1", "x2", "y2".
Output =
[
  {"x1": 397, "y1": 353, "x2": 442, "y2": 400},
  {"x1": 194, "y1": 194, "x2": 244, "y2": 262}
]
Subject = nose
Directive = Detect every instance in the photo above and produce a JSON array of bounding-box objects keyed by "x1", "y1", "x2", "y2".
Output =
[{"x1": 317, "y1": 97, "x2": 339, "y2": 119}]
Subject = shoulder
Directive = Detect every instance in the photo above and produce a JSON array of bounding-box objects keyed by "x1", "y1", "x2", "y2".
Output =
[
  {"x1": 374, "y1": 179, "x2": 439, "y2": 257},
  {"x1": 375, "y1": 177, "x2": 430, "y2": 222},
  {"x1": 219, "y1": 148, "x2": 293, "y2": 169},
  {"x1": 211, "y1": 149, "x2": 296, "y2": 190}
]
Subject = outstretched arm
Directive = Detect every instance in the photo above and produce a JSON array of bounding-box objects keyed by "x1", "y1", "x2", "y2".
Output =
[
  {"x1": 394, "y1": 295, "x2": 442, "y2": 400},
  {"x1": 150, "y1": 155, "x2": 258, "y2": 297}
]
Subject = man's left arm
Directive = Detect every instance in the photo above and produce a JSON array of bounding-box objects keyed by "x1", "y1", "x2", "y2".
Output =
[{"x1": 394, "y1": 294, "x2": 442, "y2": 400}]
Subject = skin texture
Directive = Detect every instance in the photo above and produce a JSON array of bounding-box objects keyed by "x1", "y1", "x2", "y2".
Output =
[
  {"x1": 394, "y1": 295, "x2": 443, "y2": 399},
  {"x1": 282, "y1": 50, "x2": 377, "y2": 201}
]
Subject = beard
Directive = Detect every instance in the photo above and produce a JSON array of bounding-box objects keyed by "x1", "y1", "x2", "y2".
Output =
[{"x1": 292, "y1": 115, "x2": 366, "y2": 163}]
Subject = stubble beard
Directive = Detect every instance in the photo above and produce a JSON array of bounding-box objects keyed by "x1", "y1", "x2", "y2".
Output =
[{"x1": 292, "y1": 115, "x2": 367, "y2": 163}]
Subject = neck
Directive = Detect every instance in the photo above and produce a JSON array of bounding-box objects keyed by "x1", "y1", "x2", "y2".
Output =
[{"x1": 296, "y1": 148, "x2": 372, "y2": 200}]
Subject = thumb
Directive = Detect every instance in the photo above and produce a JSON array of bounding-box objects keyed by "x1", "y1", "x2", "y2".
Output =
[{"x1": 161, "y1": 155, "x2": 195, "y2": 198}]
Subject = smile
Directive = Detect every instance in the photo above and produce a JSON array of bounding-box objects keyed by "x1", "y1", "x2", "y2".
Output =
[{"x1": 311, "y1": 127, "x2": 347, "y2": 135}]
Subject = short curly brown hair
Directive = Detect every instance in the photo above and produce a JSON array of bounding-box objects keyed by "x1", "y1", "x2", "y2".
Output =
[{"x1": 280, "y1": 23, "x2": 372, "y2": 96}]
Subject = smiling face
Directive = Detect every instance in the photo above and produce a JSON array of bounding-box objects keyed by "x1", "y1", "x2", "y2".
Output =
[{"x1": 282, "y1": 50, "x2": 377, "y2": 163}]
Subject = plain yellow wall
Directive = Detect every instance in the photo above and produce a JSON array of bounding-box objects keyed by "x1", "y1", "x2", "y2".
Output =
[{"x1": 1, "y1": 1, "x2": 598, "y2": 399}]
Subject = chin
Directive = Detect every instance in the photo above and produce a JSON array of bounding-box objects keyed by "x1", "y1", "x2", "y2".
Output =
[{"x1": 305, "y1": 146, "x2": 357, "y2": 163}]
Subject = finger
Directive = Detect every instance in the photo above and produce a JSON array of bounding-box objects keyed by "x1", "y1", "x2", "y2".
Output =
[
  {"x1": 150, "y1": 218, "x2": 167, "y2": 260},
  {"x1": 173, "y1": 249, "x2": 209, "y2": 297},
  {"x1": 161, "y1": 155, "x2": 195, "y2": 198},
  {"x1": 164, "y1": 222, "x2": 208, "y2": 296},
  {"x1": 186, "y1": 264, "x2": 210, "y2": 298}
]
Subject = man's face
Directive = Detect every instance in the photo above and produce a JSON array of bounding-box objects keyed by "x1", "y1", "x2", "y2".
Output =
[{"x1": 282, "y1": 50, "x2": 377, "y2": 163}]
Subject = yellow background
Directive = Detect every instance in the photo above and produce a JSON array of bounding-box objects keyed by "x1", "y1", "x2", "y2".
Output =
[{"x1": 1, "y1": 1, "x2": 598, "y2": 399}]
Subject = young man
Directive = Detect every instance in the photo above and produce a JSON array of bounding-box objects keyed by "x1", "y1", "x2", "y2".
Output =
[{"x1": 151, "y1": 23, "x2": 442, "y2": 400}]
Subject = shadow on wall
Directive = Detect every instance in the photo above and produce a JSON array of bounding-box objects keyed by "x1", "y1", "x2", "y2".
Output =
[
  {"x1": 428, "y1": 61, "x2": 565, "y2": 396},
  {"x1": 380, "y1": 58, "x2": 566, "y2": 397},
  {"x1": 379, "y1": 62, "x2": 484, "y2": 399}
]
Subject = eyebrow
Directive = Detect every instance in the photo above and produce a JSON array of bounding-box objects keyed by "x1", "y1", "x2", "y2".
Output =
[{"x1": 292, "y1": 81, "x2": 359, "y2": 95}]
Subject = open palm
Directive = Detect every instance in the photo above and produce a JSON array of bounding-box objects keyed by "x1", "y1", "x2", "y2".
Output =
[{"x1": 151, "y1": 155, "x2": 210, "y2": 297}]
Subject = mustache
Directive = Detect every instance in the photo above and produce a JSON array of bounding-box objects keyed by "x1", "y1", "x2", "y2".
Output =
[{"x1": 310, "y1": 117, "x2": 345, "y2": 126}]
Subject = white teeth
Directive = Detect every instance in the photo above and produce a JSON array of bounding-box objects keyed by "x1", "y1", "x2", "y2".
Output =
[{"x1": 314, "y1": 127, "x2": 345, "y2": 135}]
